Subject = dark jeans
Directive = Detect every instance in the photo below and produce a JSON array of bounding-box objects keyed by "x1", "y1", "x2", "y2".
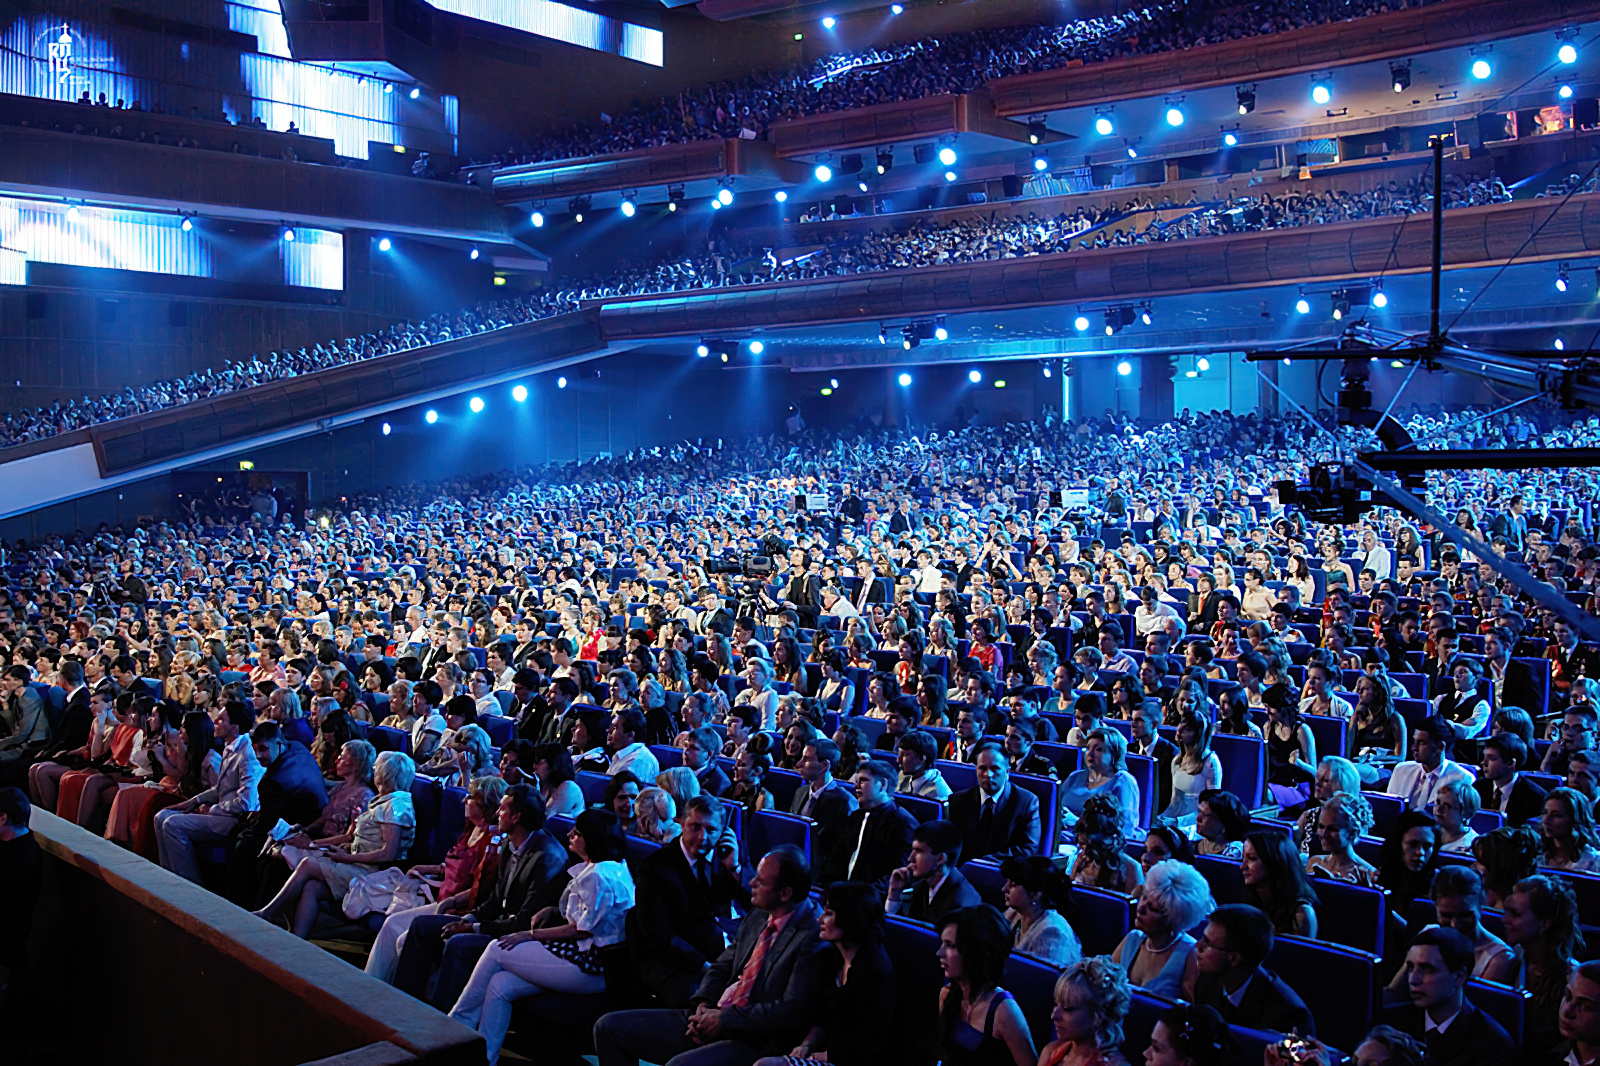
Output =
[
  {"x1": 592, "y1": 1009, "x2": 761, "y2": 1066},
  {"x1": 393, "y1": 912, "x2": 490, "y2": 1010}
]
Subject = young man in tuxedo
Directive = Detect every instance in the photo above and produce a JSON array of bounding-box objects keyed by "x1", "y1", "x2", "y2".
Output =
[
  {"x1": 884, "y1": 819, "x2": 980, "y2": 926},
  {"x1": 1188, "y1": 903, "x2": 1313, "y2": 1036},
  {"x1": 1476, "y1": 732, "x2": 1548, "y2": 825},
  {"x1": 1379, "y1": 926, "x2": 1514, "y2": 1066},
  {"x1": 818, "y1": 760, "x2": 917, "y2": 890}
]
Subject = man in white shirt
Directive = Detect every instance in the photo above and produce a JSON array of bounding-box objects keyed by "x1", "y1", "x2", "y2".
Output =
[
  {"x1": 1360, "y1": 528, "x2": 1393, "y2": 582},
  {"x1": 1434, "y1": 658, "x2": 1491, "y2": 761},
  {"x1": 604, "y1": 708, "x2": 660, "y2": 781},
  {"x1": 820, "y1": 585, "x2": 861, "y2": 624},
  {"x1": 1387, "y1": 715, "x2": 1475, "y2": 812},
  {"x1": 912, "y1": 549, "x2": 944, "y2": 594},
  {"x1": 1134, "y1": 586, "x2": 1181, "y2": 637},
  {"x1": 156, "y1": 703, "x2": 264, "y2": 884}
]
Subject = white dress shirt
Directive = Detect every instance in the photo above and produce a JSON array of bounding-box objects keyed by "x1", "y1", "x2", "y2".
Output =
[{"x1": 1387, "y1": 758, "x2": 1475, "y2": 812}]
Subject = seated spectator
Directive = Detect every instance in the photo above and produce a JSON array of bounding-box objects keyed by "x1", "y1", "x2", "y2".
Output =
[
  {"x1": 819, "y1": 759, "x2": 916, "y2": 890},
  {"x1": 935, "y1": 905, "x2": 1037, "y2": 1066},
  {"x1": 1161, "y1": 706, "x2": 1221, "y2": 823},
  {"x1": 634, "y1": 786, "x2": 681, "y2": 844},
  {"x1": 105, "y1": 709, "x2": 217, "y2": 857},
  {"x1": 531, "y1": 743, "x2": 583, "y2": 818},
  {"x1": 604, "y1": 707, "x2": 660, "y2": 781},
  {"x1": 1193, "y1": 788, "x2": 1249, "y2": 859},
  {"x1": 603, "y1": 771, "x2": 641, "y2": 833},
  {"x1": 1241, "y1": 828, "x2": 1319, "y2": 938},
  {"x1": 1183, "y1": 902, "x2": 1313, "y2": 1035},
  {"x1": 1471, "y1": 823, "x2": 1543, "y2": 908},
  {"x1": 1069, "y1": 794, "x2": 1142, "y2": 894},
  {"x1": 1144, "y1": 1003, "x2": 1238, "y2": 1066},
  {"x1": 593, "y1": 844, "x2": 821, "y2": 1065},
  {"x1": 750, "y1": 880, "x2": 895, "y2": 1066},
  {"x1": 1305, "y1": 791, "x2": 1379, "y2": 886},
  {"x1": 1035, "y1": 956, "x2": 1132, "y2": 1066},
  {"x1": 727, "y1": 744, "x2": 775, "y2": 815},
  {"x1": 886, "y1": 819, "x2": 980, "y2": 924},
  {"x1": 949, "y1": 741, "x2": 1042, "y2": 861},
  {"x1": 448, "y1": 810, "x2": 634, "y2": 1065},
  {"x1": 1004, "y1": 722, "x2": 1059, "y2": 781},
  {"x1": 1539, "y1": 786, "x2": 1600, "y2": 872},
  {"x1": 1500, "y1": 873, "x2": 1584, "y2": 1059},
  {"x1": 1556, "y1": 962, "x2": 1600, "y2": 1066},
  {"x1": 364, "y1": 774, "x2": 507, "y2": 984},
  {"x1": 1139, "y1": 824, "x2": 1195, "y2": 880},
  {"x1": 1378, "y1": 926, "x2": 1515, "y2": 1066},
  {"x1": 999, "y1": 855, "x2": 1081, "y2": 967},
  {"x1": 236, "y1": 731, "x2": 361, "y2": 906},
  {"x1": 249, "y1": 749, "x2": 416, "y2": 938},
  {"x1": 390, "y1": 783, "x2": 570, "y2": 1008},
  {"x1": 1111, "y1": 859, "x2": 1214, "y2": 999},
  {"x1": 1385, "y1": 865, "x2": 1514, "y2": 988},
  {"x1": 155, "y1": 701, "x2": 263, "y2": 885},
  {"x1": 681, "y1": 726, "x2": 731, "y2": 798},
  {"x1": 1432, "y1": 778, "x2": 1481, "y2": 855},
  {"x1": 28, "y1": 685, "x2": 120, "y2": 812},
  {"x1": 1475, "y1": 732, "x2": 1547, "y2": 824},
  {"x1": 1387, "y1": 714, "x2": 1475, "y2": 812},
  {"x1": 897, "y1": 728, "x2": 952, "y2": 800},
  {"x1": 1060, "y1": 726, "x2": 1140, "y2": 842},
  {"x1": 789, "y1": 738, "x2": 857, "y2": 855},
  {"x1": 0, "y1": 787, "x2": 42, "y2": 991}
]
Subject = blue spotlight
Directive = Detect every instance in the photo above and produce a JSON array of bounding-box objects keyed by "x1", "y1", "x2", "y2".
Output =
[
  {"x1": 409, "y1": 86, "x2": 420, "y2": 99},
  {"x1": 470, "y1": 248, "x2": 479, "y2": 259},
  {"x1": 891, "y1": 3, "x2": 903, "y2": 11},
  {"x1": 1095, "y1": 116, "x2": 1114, "y2": 136},
  {"x1": 511, "y1": 384, "x2": 528, "y2": 402},
  {"x1": 968, "y1": 369, "x2": 982, "y2": 383},
  {"x1": 1561, "y1": 85, "x2": 1575, "y2": 99},
  {"x1": 1074, "y1": 316, "x2": 1090, "y2": 331},
  {"x1": 378, "y1": 237, "x2": 392, "y2": 251},
  {"x1": 531, "y1": 211, "x2": 544, "y2": 227},
  {"x1": 620, "y1": 199, "x2": 635, "y2": 217},
  {"x1": 775, "y1": 190, "x2": 788, "y2": 202},
  {"x1": 749, "y1": 340, "x2": 765, "y2": 355},
  {"x1": 717, "y1": 188, "x2": 733, "y2": 206},
  {"x1": 814, "y1": 164, "x2": 833, "y2": 182},
  {"x1": 557, "y1": 376, "x2": 568, "y2": 389},
  {"x1": 1560, "y1": 43, "x2": 1579, "y2": 64},
  {"x1": 897, "y1": 372, "x2": 912, "y2": 387},
  {"x1": 381, "y1": 422, "x2": 391, "y2": 435},
  {"x1": 944, "y1": 171, "x2": 957, "y2": 182},
  {"x1": 282, "y1": 226, "x2": 295, "y2": 242},
  {"x1": 1116, "y1": 360, "x2": 1133, "y2": 376},
  {"x1": 822, "y1": 16, "x2": 836, "y2": 28},
  {"x1": 1295, "y1": 297, "x2": 1311, "y2": 314},
  {"x1": 469, "y1": 396, "x2": 484, "y2": 413},
  {"x1": 938, "y1": 147, "x2": 957, "y2": 166},
  {"x1": 384, "y1": 83, "x2": 394, "y2": 94},
  {"x1": 1165, "y1": 106, "x2": 1185, "y2": 127},
  {"x1": 424, "y1": 409, "x2": 438, "y2": 424},
  {"x1": 181, "y1": 216, "x2": 193, "y2": 231},
  {"x1": 1224, "y1": 132, "x2": 1238, "y2": 146},
  {"x1": 1471, "y1": 59, "x2": 1491, "y2": 80}
]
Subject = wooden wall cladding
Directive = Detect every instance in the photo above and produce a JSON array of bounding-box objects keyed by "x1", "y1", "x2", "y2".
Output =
[
  {"x1": 769, "y1": 95, "x2": 968, "y2": 157},
  {"x1": 490, "y1": 139, "x2": 809, "y2": 202},
  {"x1": 987, "y1": 0, "x2": 1600, "y2": 115}
]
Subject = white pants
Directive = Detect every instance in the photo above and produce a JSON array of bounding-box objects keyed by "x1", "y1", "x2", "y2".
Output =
[
  {"x1": 447, "y1": 939, "x2": 604, "y2": 1064},
  {"x1": 364, "y1": 901, "x2": 439, "y2": 985}
]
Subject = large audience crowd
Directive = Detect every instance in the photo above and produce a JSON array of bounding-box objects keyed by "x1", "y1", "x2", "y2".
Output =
[
  {"x1": 483, "y1": 0, "x2": 1442, "y2": 167},
  {"x1": 3, "y1": 405, "x2": 1600, "y2": 1065},
  {"x1": 0, "y1": 173, "x2": 1511, "y2": 451}
]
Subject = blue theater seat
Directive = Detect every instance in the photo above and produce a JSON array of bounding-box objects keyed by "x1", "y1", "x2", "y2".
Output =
[
  {"x1": 1071, "y1": 883, "x2": 1134, "y2": 957},
  {"x1": 576, "y1": 771, "x2": 612, "y2": 807},
  {"x1": 1213, "y1": 732, "x2": 1266, "y2": 809},
  {"x1": 883, "y1": 917, "x2": 945, "y2": 1066},
  {"x1": 1312, "y1": 878, "x2": 1386, "y2": 957},
  {"x1": 649, "y1": 744, "x2": 685, "y2": 770},
  {"x1": 1003, "y1": 950, "x2": 1062, "y2": 1050},
  {"x1": 1192, "y1": 853, "x2": 1246, "y2": 904},
  {"x1": 478, "y1": 714, "x2": 514, "y2": 747},
  {"x1": 746, "y1": 809, "x2": 812, "y2": 865},
  {"x1": 765, "y1": 768, "x2": 804, "y2": 812},
  {"x1": 1267, "y1": 934, "x2": 1377, "y2": 1051},
  {"x1": 1467, "y1": 979, "x2": 1530, "y2": 1043},
  {"x1": 368, "y1": 725, "x2": 408, "y2": 756},
  {"x1": 897, "y1": 792, "x2": 944, "y2": 826}
]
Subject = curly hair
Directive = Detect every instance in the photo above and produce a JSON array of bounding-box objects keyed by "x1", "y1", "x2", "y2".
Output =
[
  {"x1": 1320, "y1": 790, "x2": 1376, "y2": 839},
  {"x1": 1055, "y1": 956, "x2": 1132, "y2": 1051}
]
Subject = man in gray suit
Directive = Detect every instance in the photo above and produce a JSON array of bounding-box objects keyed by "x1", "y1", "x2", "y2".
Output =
[
  {"x1": 595, "y1": 845, "x2": 826, "y2": 1066},
  {"x1": 0, "y1": 668, "x2": 50, "y2": 778}
]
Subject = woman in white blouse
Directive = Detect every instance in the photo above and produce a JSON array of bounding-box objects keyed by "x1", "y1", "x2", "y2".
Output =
[
  {"x1": 1000, "y1": 855, "x2": 1082, "y2": 967},
  {"x1": 734, "y1": 656, "x2": 780, "y2": 732},
  {"x1": 1160, "y1": 707, "x2": 1223, "y2": 824},
  {"x1": 448, "y1": 809, "x2": 636, "y2": 1065}
]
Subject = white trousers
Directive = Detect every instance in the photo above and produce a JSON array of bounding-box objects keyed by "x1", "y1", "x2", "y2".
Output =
[{"x1": 447, "y1": 939, "x2": 604, "y2": 1064}]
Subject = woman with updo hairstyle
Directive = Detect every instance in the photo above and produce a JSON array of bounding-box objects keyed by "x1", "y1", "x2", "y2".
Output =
[
  {"x1": 1502, "y1": 873, "x2": 1585, "y2": 1061},
  {"x1": 999, "y1": 855, "x2": 1082, "y2": 967},
  {"x1": 1305, "y1": 791, "x2": 1379, "y2": 886},
  {"x1": 1143, "y1": 1003, "x2": 1239, "y2": 1066},
  {"x1": 1473, "y1": 823, "x2": 1543, "y2": 908},
  {"x1": 1069, "y1": 794, "x2": 1142, "y2": 894},
  {"x1": 1035, "y1": 956, "x2": 1133, "y2": 1066}
]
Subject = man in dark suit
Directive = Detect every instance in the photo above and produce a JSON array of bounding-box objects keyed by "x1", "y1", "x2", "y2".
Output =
[
  {"x1": 227, "y1": 721, "x2": 330, "y2": 905},
  {"x1": 1484, "y1": 627, "x2": 1542, "y2": 716},
  {"x1": 595, "y1": 844, "x2": 825, "y2": 1066},
  {"x1": 683, "y1": 727, "x2": 731, "y2": 797},
  {"x1": 530, "y1": 677, "x2": 580, "y2": 746},
  {"x1": 818, "y1": 760, "x2": 917, "y2": 889},
  {"x1": 851, "y1": 560, "x2": 888, "y2": 614},
  {"x1": 392, "y1": 784, "x2": 568, "y2": 1008},
  {"x1": 1379, "y1": 926, "x2": 1515, "y2": 1066},
  {"x1": 1475, "y1": 733, "x2": 1548, "y2": 825},
  {"x1": 887, "y1": 498, "x2": 914, "y2": 535},
  {"x1": 621, "y1": 793, "x2": 744, "y2": 1007},
  {"x1": 885, "y1": 819, "x2": 982, "y2": 925},
  {"x1": 1191, "y1": 904, "x2": 1314, "y2": 1036},
  {"x1": 30, "y1": 661, "x2": 92, "y2": 776},
  {"x1": 948, "y1": 742, "x2": 1041, "y2": 862},
  {"x1": 1127, "y1": 703, "x2": 1177, "y2": 813},
  {"x1": 789, "y1": 739, "x2": 857, "y2": 858}
]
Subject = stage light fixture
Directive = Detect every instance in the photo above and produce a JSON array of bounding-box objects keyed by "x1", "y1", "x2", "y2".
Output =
[
  {"x1": 858, "y1": 182, "x2": 869, "y2": 193},
  {"x1": 876, "y1": 148, "x2": 894, "y2": 174},
  {"x1": 531, "y1": 211, "x2": 544, "y2": 227},
  {"x1": 830, "y1": 378, "x2": 839, "y2": 388},
  {"x1": 1391, "y1": 64, "x2": 1411, "y2": 93},
  {"x1": 180, "y1": 215, "x2": 193, "y2": 231},
  {"x1": 1560, "y1": 42, "x2": 1578, "y2": 64},
  {"x1": 1224, "y1": 132, "x2": 1238, "y2": 146},
  {"x1": 378, "y1": 237, "x2": 392, "y2": 251},
  {"x1": 1471, "y1": 58, "x2": 1492, "y2": 80},
  {"x1": 1237, "y1": 87, "x2": 1256, "y2": 114},
  {"x1": 1558, "y1": 264, "x2": 1571, "y2": 292},
  {"x1": 1042, "y1": 365, "x2": 1052, "y2": 378},
  {"x1": 968, "y1": 369, "x2": 982, "y2": 383},
  {"x1": 814, "y1": 164, "x2": 833, "y2": 182},
  {"x1": 1074, "y1": 315, "x2": 1090, "y2": 331},
  {"x1": 1196, "y1": 357, "x2": 1211, "y2": 372},
  {"x1": 717, "y1": 188, "x2": 733, "y2": 206},
  {"x1": 381, "y1": 422, "x2": 391, "y2": 434},
  {"x1": 822, "y1": 16, "x2": 835, "y2": 28},
  {"x1": 938, "y1": 146, "x2": 957, "y2": 166},
  {"x1": 749, "y1": 340, "x2": 765, "y2": 355},
  {"x1": 424, "y1": 409, "x2": 438, "y2": 424},
  {"x1": 1033, "y1": 152, "x2": 1049, "y2": 171},
  {"x1": 934, "y1": 319, "x2": 948, "y2": 341},
  {"x1": 1562, "y1": 85, "x2": 1575, "y2": 99},
  {"x1": 1312, "y1": 81, "x2": 1331, "y2": 105},
  {"x1": 1140, "y1": 306, "x2": 1153, "y2": 326},
  {"x1": 281, "y1": 226, "x2": 295, "y2": 241},
  {"x1": 512, "y1": 385, "x2": 528, "y2": 402},
  {"x1": 697, "y1": 342, "x2": 710, "y2": 357},
  {"x1": 1372, "y1": 289, "x2": 1388, "y2": 308},
  {"x1": 898, "y1": 372, "x2": 912, "y2": 386},
  {"x1": 775, "y1": 191, "x2": 788, "y2": 203},
  {"x1": 469, "y1": 396, "x2": 484, "y2": 413},
  {"x1": 944, "y1": 171, "x2": 957, "y2": 182},
  {"x1": 557, "y1": 376, "x2": 568, "y2": 389},
  {"x1": 1165, "y1": 106, "x2": 1185, "y2": 126},
  {"x1": 409, "y1": 86, "x2": 420, "y2": 99},
  {"x1": 1556, "y1": 338, "x2": 1567, "y2": 350},
  {"x1": 1126, "y1": 144, "x2": 1138, "y2": 159},
  {"x1": 470, "y1": 248, "x2": 479, "y2": 259},
  {"x1": 620, "y1": 199, "x2": 636, "y2": 217},
  {"x1": 384, "y1": 83, "x2": 394, "y2": 94},
  {"x1": 1295, "y1": 297, "x2": 1310, "y2": 314},
  {"x1": 1028, "y1": 119, "x2": 1047, "y2": 145},
  {"x1": 1095, "y1": 115, "x2": 1114, "y2": 136},
  {"x1": 1116, "y1": 360, "x2": 1133, "y2": 376}
]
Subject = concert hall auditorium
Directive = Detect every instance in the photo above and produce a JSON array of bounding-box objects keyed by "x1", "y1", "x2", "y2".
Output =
[{"x1": 4, "y1": 1, "x2": 1600, "y2": 1063}]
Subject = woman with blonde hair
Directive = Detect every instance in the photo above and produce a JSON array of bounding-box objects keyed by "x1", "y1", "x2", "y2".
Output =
[
  {"x1": 1305, "y1": 791, "x2": 1379, "y2": 886},
  {"x1": 633, "y1": 786, "x2": 681, "y2": 844},
  {"x1": 1035, "y1": 957, "x2": 1133, "y2": 1066}
]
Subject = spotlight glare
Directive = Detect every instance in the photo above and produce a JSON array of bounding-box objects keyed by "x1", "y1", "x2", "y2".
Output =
[
  {"x1": 1186, "y1": 370, "x2": 1199, "y2": 378},
  {"x1": 1105, "y1": 325, "x2": 1115, "y2": 336},
  {"x1": 1074, "y1": 316, "x2": 1090, "y2": 332},
  {"x1": 775, "y1": 190, "x2": 788, "y2": 203},
  {"x1": 1556, "y1": 338, "x2": 1567, "y2": 350},
  {"x1": 821, "y1": 387, "x2": 833, "y2": 396},
  {"x1": 1236, "y1": 87, "x2": 1256, "y2": 115},
  {"x1": 721, "y1": 352, "x2": 729, "y2": 362},
  {"x1": 830, "y1": 378, "x2": 839, "y2": 388},
  {"x1": 384, "y1": 83, "x2": 394, "y2": 94},
  {"x1": 749, "y1": 340, "x2": 765, "y2": 355},
  {"x1": 1196, "y1": 357, "x2": 1211, "y2": 371},
  {"x1": 620, "y1": 199, "x2": 636, "y2": 217},
  {"x1": 891, "y1": 3, "x2": 902, "y2": 11},
  {"x1": 512, "y1": 384, "x2": 528, "y2": 402},
  {"x1": 944, "y1": 171, "x2": 957, "y2": 182},
  {"x1": 696, "y1": 343, "x2": 710, "y2": 358},
  {"x1": 1372, "y1": 291, "x2": 1388, "y2": 308},
  {"x1": 574, "y1": 212, "x2": 583, "y2": 222},
  {"x1": 1224, "y1": 133, "x2": 1238, "y2": 146},
  {"x1": 378, "y1": 237, "x2": 392, "y2": 251},
  {"x1": 710, "y1": 200, "x2": 722, "y2": 210},
  {"x1": 1034, "y1": 156, "x2": 1049, "y2": 171},
  {"x1": 557, "y1": 376, "x2": 568, "y2": 389},
  {"x1": 1141, "y1": 309, "x2": 1153, "y2": 326},
  {"x1": 814, "y1": 164, "x2": 833, "y2": 182},
  {"x1": 1561, "y1": 85, "x2": 1575, "y2": 100},
  {"x1": 469, "y1": 396, "x2": 484, "y2": 413},
  {"x1": 1390, "y1": 360, "x2": 1405, "y2": 368},
  {"x1": 1561, "y1": 43, "x2": 1579, "y2": 64},
  {"x1": 897, "y1": 372, "x2": 912, "y2": 387},
  {"x1": 1095, "y1": 116, "x2": 1114, "y2": 136},
  {"x1": 934, "y1": 326, "x2": 948, "y2": 341},
  {"x1": 531, "y1": 211, "x2": 544, "y2": 227},
  {"x1": 1126, "y1": 145, "x2": 1138, "y2": 159},
  {"x1": 938, "y1": 147, "x2": 957, "y2": 166},
  {"x1": 1165, "y1": 107, "x2": 1185, "y2": 127},
  {"x1": 717, "y1": 188, "x2": 733, "y2": 205},
  {"x1": 968, "y1": 369, "x2": 982, "y2": 383},
  {"x1": 1043, "y1": 366, "x2": 1052, "y2": 378},
  {"x1": 1295, "y1": 297, "x2": 1310, "y2": 314},
  {"x1": 409, "y1": 86, "x2": 420, "y2": 99},
  {"x1": 1116, "y1": 360, "x2": 1133, "y2": 376},
  {"x1": 180, "y1": 216, "x2": 193, "y2": 231},
  {"x1": 822, "y1": 16, "x2": 835, "y2": 28},
  {"x1": 424, "y1": 409, "x2": 438, "y2": 424},
  {"x1": 1471, "y1": 58, "x2": 1491, "y2": 80},
  {"x1": 381, "y1": 422, "x2": 391, "y2": 434},
  {"x1": 668, "y1": 202, "x2": 677, "y2": 212},
  {"x1": 281, "y1": 226, "x2": 294, "y2": 242},
  {"x1": 470, "y1": 247, "x2": 479, "y2": 260},
  {"x1": 858, "y1": 181, "x2": 869, "y2": 193},
  {"x1": 1332, "y1": 307, "x2": 1343, "y2": 320},
  {"x1": 1312, "y1": 83, "x2": 1331, "y2": 105}
]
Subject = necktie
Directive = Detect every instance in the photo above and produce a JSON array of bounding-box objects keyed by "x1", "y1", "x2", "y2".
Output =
[
  {"x1": 979, "y1": 798, "x2": 995, "y2": 836},
  {"x1": 718, "y1": 916, "x2": 780, "y2": 1009},
  {"x1": 1492, "y1": 786, "x2": 1504, "y2": 810},
  {"x1": 695, "y1": 857, "x2": 711, "y2": 897}
]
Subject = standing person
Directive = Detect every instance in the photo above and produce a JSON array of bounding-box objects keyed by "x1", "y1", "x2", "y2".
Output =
[{"x1": 0, "y1": 787, "x2": 42, "y2": 993}]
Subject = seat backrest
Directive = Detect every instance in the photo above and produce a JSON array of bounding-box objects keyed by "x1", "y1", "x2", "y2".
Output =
[
  {"x1": 1123, "y1": 990, "x2": 1180, "y2": 1062},
  {"x1": 897, "y1": 792, "x2": 944, "y2": 826},
  {"x1": 882, "y1": 917, "x2": 945, "y2": 1066},
  {"x1": 1467, "y1": 979, "x2": 1529, "y2": 1044},
  {"x1": 1213, "y1": 732, "x2": 1266, "y2": 809},
  {"x1": 1302, "y1": 714, "x2": 1347, "y2": 768},
  {"x1": 1124, "y1": 752, "x2": 1156, "y2": 829},
  {"x1": 408, "y1": 779, "x2": 443, "y2": 864},
  {"x1": 1362, "y1": 791, "x2": 1405, "y2": 839},
  {"x1": 369, "y1": 724, "x2": 407, "y2": 756},
  {"x1": 432, "y1": 786, "x2": 467, "y2": 864},
  {"x1": 765, "y1": 768, "x2": 804, "y2": 812},
  {"x1": 493, "y1": 690, "x2": 513, "y2": 715},
  {"x1": 959, "y1": 859, "x2": 1006, "y2": 908},
  {"x1": 479, "y1": 714, "x2": 514, "y2": 747},
  {"x1": 1312, "y1": 878, "x2": 1386, "y2": 956},
  {"x1": 1193, "y1": 853, "x2": 1246, "y2": 905},
  {"x1": 938, "y1": 760, "x2": 978, "y2": 792},
  {"x1": 849, "y1": 715, "x2": 889, "y2": 745},
  {"x1": 1034, "y1": 741, "x2": 1081, "y2": 779},
  {"x1": 747, "y1": 809, "x2": 812, "y2": 866},
  {"x1": 1002, "y1": 950, "x2": 1061, "y2": 1051},
  {"x1": 577, "y1": 771, "x2": 611, "y2": 807},
  {"x1": 1009, "y1": 772, "x2": 1058, "y2": 855},
  {"x1": 1070, "y1": 883, "x2": 1133, "y2": 957},
  {"x1": 1266, "y1": 933, "x2": 1377, "y2": 1052},
  {"x1": 649, "y1": 744, "x2": 685, "y2": 771}
]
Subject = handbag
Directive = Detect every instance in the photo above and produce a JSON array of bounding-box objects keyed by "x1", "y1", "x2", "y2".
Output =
[{"x1": 342, "y1": 867, "x2": 436, "y2": 919}]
